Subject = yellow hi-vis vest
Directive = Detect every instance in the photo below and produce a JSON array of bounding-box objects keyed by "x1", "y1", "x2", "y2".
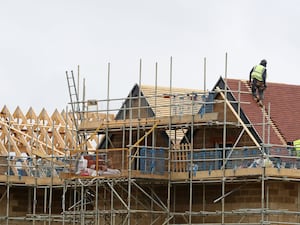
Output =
[
  {"x1": 251, "y1": 65, "x2": 265, "y2": 82},
  {"x1": 293, "y1": 139, "x2": 300, "y2": 156}
]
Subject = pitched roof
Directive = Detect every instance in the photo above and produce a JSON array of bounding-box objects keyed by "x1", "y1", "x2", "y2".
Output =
[
  {"x1": 140, "y1": 84, "x2": 204, "y2": 118},
  {"x1": 142, "y1": 85, "x2": 207, "y2": 144},
  {"x1": 222, "y1": 78, "x2": 300, "y2": 145},
  {"x1": 110, "y1": 84, "x2": 204, "y2": 146}
]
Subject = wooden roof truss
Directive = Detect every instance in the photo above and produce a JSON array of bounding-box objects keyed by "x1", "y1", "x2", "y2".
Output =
[{"x1": 0, "y1": 106, "x2": 97, "y2": 178}]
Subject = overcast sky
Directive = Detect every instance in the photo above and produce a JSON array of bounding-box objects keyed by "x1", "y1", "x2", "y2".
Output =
[{"x1": 1, "y1": 0, "x2": 300, "y2": 113}]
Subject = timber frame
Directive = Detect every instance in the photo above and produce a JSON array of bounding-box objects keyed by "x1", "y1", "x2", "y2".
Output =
[{"x1": 0, "y1": 76, "x2": 300, "y2": 224}]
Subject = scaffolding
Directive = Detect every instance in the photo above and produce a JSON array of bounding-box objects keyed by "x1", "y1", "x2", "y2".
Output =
[{"x1": 0, "y1": 59, "x2": 300, "y2": 225}]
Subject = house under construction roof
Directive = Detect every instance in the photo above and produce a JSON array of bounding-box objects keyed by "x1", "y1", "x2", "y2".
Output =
[{"x1": 1, "y1": 73, "x2": 300, "y2": 225}]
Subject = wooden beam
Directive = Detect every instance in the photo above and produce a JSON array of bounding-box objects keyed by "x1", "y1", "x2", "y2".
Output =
[
  {"x1": 130, "y1": 123, "x2": 158, "y2": 163},
  {"x1": 79, "y1": 112, "x2": 218, "y2": 131},
  {"x1": 0, "y1": 119, "x2": 65, "y2": 156},
  {"x1": 216, "y1": 87, "x2": 261, "y2": 148}
]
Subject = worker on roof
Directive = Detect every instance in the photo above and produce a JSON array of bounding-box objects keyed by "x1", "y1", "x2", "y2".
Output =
[
  {"x1": 249, "y1": 59, "x2": 267, "y2": 106},
  {"x1": 293, "y1": 139, "x2": 300, "y2": 157}
]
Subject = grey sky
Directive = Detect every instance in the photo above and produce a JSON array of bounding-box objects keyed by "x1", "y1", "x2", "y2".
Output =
[{"x1": 1, "y1": 0, "x2": 300, "y2": 113}]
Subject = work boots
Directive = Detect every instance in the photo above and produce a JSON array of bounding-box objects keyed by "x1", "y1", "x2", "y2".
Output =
[{"x1": 253, "y1": 95, "x2": 263, "y2": 107}]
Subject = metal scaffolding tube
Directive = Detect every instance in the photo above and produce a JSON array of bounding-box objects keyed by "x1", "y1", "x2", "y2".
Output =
[
  {"x1": 167, "y1": 56, "x2": 173, "y2": 225},
  {"x1": 2, "y1": 58, "x2": 300, "y2": 225},
  {"x1": 221, "y1": 52, "x2": 228, "y2": 225}
]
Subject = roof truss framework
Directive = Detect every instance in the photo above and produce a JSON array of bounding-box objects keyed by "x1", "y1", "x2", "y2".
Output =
[{"x1": 0, "y1": 106, "x2": 97, "y2": 178}]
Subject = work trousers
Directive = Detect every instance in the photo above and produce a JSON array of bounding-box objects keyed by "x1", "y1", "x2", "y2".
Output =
[{"x1": 251, "y1": 78, "x2": 265, "y2": 100}]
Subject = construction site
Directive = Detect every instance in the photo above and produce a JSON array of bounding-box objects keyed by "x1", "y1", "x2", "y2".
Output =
[{"x1": 1, "y1": 61, "x2": 300, "y2": 225}]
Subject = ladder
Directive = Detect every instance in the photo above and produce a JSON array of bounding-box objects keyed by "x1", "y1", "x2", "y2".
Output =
[{"x1": 66, "y1": 70, "x2": 82, "y2": 144}]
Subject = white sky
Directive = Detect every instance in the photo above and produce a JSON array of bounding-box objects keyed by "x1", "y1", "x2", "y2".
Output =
[{"x1": 1, "y1": 0, "x2": 300, "y2": 113}]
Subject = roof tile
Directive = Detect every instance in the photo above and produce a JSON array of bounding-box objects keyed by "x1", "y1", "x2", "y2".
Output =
[{"x1": 225, "y1": 78, "x2": 300, "y2": 145}]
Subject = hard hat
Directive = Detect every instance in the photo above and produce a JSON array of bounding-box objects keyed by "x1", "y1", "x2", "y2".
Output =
[{"x1": 260, "y1": 59, "x2": 267, "y2": 66}]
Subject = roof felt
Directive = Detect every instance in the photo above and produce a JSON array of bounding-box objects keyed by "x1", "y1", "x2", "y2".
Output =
[{"x1": 224, "y1": 78, "x2": 300, "y2": 145}]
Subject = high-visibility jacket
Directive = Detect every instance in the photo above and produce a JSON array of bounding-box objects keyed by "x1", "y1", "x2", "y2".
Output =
[
  {"x1": 251, "y1": 65, "x2": 265, "y2": 82},
  {"x1": 293, "y1": 139, "x2": 300, "y2": 156}
]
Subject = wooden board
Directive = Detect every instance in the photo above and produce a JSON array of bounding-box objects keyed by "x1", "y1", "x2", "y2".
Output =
[{"x1": 79, "y1": 112, "x2": 219, "y2": 131}]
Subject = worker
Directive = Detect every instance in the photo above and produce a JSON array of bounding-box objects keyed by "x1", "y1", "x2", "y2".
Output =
[
  {"x1": 249, "y1": 59, "x2": 267, "y2": 106},
  {"x1": 293, "y1": 139, "x2": 300, "y2": 157}
]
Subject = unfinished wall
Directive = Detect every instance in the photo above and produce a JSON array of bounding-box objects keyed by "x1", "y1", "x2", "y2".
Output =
[
  {"x1": 192, "y1": 127, "x2": 254, "y2": 149},
  {"x1": 0, "y1": 186, "x2": 68, "y2": 225},
  {"x1": 169, "y1": 181, "x2": 300, "y2": 224}
]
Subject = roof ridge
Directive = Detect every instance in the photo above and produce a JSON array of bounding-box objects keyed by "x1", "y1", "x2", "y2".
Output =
[
  {"x1": 141, "y1": 84, "x2": 203, "y2": 92},
  {"x1": 227, "y1": 77, "x2": 299, "y2": 87}
]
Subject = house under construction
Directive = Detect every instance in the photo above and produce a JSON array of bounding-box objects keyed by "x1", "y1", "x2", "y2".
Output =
[{"x1": 1, "y1": 69, "x2": 300, "y2": 225}]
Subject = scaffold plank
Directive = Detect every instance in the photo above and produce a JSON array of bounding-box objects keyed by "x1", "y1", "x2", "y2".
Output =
[{"x1": 79, "y1": 112, "x2": 218, "y2": 131}]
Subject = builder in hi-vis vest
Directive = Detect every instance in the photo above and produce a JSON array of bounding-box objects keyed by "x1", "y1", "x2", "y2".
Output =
[
  {"x1": 249, "y1": 59, "x2": 267, "y2": 107},
  {"x1": 293, "y1": 139, "x2": 300, "y2": 157}
]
